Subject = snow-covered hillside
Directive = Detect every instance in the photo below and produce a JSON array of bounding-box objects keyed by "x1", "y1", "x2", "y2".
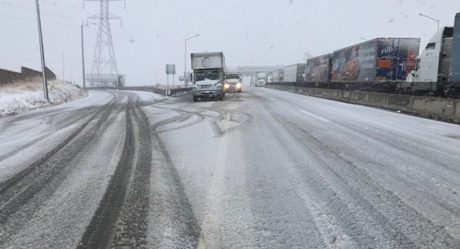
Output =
[{"x1": 0, "y1": 79, "x2": 86, "y2": 117}]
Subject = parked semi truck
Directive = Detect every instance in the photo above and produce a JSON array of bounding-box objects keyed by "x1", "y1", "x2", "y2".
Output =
[
  {"x1": 255, "y1": 72, "x2": 267, "y2": 87},
  {"x1": 402, "y1": 12, "x2": 460, "y2": 96},
  {"x1": 270, "y1": 69, "x2": 284, "y2": 82},
  {"x1": 299, "y1": 38, "x2": 420, "y2": 92},
  {"x1": 191, "y1": 52, "x2": 225, "y2": 101},
  {"x1": 331, "y1": 38, "x2": 420, "y2": 82},
  {"x1": 305, "y1": 54, "x2": 331, "y2": 82},
  {"x1": 283, "y1": 63, "x2": 306, "y2": 83}
]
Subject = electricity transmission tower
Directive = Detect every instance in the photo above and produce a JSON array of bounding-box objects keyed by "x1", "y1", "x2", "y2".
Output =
[{"x1": 84, "y1": 0, "x2": 124, "y2": 87}]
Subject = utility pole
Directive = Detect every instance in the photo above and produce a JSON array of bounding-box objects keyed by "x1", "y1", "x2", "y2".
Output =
[
  {"x1": 81, "y1": 24, "x2": 86, "y2": 90},
  {"x1": 184, "y1": 34, "x2": 199, "y2": 86},
  {"x1": 62, "y1": 52, "x2": 65, "y2": 81},
  {"x1": 81, "y1": 22, "x2": 96, "y2": 90},
  {"x1": 35, "y1": 0, "x2": 49, "y2": 101},
  {"x1": 166, "y1": 74, "x2": 170, "y2": 96},
  {"x1": 419, "y1": 13, "x2": 440, "y2": 31}
]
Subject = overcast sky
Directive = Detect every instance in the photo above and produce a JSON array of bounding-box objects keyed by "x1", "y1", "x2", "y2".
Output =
[{"x1": 1, "y1": 0, "x2": 459, "y2": 86}]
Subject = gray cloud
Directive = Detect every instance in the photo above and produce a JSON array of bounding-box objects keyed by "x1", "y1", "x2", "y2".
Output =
[{"x1": 0, "y1": 0, "x2": 459, "y2": 85}]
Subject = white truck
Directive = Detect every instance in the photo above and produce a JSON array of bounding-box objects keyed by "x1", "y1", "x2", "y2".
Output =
[
  {"x1": 191, "y1": 52, "x2": 226, "y2": 101},
  {"x1": 283, "y1": 63, "x2": 306, "y2": 83},
  {"x1": 255, "y1": 72, "x2": 267, "y2": 87},
  {"x1": 401, "y1": 12, "x2": 460, "y2": 96}
]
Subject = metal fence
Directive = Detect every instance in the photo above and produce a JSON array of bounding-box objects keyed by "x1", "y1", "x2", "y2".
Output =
[{"x1": 88, "y1": 86, "x2": 194, "y2": 97}]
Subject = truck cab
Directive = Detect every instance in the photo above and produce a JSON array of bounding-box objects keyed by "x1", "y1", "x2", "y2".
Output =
[
  {"x1": 255, "y1": 72, "x2": 267, "y2": 87},
  {"x1": 255, "y1": 79, "x2": 266, "y2": 87},
  {"x1": 402, "y1": 27, "x2": 454, "y2": 94}
]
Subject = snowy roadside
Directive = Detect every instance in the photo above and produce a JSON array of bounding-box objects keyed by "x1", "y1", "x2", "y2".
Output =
[{"x1": 0, "y1": 79, "x2": 87, "y2": 118}]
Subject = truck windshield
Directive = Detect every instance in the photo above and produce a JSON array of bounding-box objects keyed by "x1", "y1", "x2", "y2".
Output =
[
  {"x1": 195, "y1": 70, "x2": 220, "y2": 81},
  {"x1": 225, "y1": 74, "x2": 240, "y2": 79}
]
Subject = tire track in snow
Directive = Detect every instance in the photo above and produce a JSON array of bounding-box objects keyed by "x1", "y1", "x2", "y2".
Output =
[
  {"x1": 0, "y1": 92, "x2": 124, "y2": 245},
  {"x1": 266, "y1": 103, "x2": 459, "y2": 248},
  {"x1": 77, "y1": 93, "x2": 152, "y2": 249}
]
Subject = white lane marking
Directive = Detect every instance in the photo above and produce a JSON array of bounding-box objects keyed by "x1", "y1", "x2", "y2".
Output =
[{"x1": 299, "y1": 109, "x2": 331, "y2": 123}]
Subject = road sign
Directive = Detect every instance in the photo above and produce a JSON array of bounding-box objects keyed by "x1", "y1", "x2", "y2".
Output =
[{"x1": 166, "y1": 64, "x2": 176, "y2": 75}]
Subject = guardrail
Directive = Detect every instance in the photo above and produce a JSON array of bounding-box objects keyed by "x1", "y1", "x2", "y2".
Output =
[
  {"x1": 88, "y1": 86, "x2": 194, "y2": 96},
  {"x1": 169, "y1": 87, "x2": 194, "y2": 96},
  {"x1": 265, "y1": 84, "x2": 460, "y2": 124},
  {"x1": 267, "y1": 81, "x2": 398, "y2": 93},
  {"x1": 267, "y1": 81, "x2": 460, "y2": 97}
]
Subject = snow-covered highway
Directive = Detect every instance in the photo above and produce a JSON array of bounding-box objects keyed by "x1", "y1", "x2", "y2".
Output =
[{"x1": 0, "y1": 87, "x2": 459, "y2": 248}]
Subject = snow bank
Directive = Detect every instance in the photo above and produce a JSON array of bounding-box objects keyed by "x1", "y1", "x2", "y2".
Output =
[{"x1": 0, "y1": 79, "x2": 87, "y2": 117}]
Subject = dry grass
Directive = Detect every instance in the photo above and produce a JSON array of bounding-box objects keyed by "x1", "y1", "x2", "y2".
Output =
[{"x1": 0, "y1": 77, "x2": 43, "y2": 94}]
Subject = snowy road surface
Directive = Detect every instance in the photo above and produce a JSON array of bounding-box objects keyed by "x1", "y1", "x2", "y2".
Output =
[{"x1": 0, "y1": 88, "x2": 459, "y2": 248}]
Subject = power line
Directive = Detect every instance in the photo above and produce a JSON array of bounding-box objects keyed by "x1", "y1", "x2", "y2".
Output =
[
  {"x1": 0, "y1": 13, "x2": 80, "y2": 27},
  {"x1": 0, "y1": 1, "x2": 82, "y2": 21},
  {"x1": 43, "y1": 0, "x2": 84, "y2": 9}
]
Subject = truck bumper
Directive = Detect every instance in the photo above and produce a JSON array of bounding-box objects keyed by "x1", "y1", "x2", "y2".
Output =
[
  {"x1": 192, "y1": 90, "x2": 222, "y2": 98},
  {"x1": 225, "y1": 85, "x2": 242, "y2": 92}
]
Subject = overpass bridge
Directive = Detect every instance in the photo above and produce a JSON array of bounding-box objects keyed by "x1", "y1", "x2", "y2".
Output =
[{"x1": 228, "y1": 65, "x2": 284, "y2": 83}]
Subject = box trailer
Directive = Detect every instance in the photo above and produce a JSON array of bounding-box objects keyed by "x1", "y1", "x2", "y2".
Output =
[
  {"x1": 331, "y1": 38, "x2": 420, "y2": 82},
  {"x1": 191, "y1": 52, "x2": 225, "y2": 70},
  {"x1": 270, "y1": 69, "x2": 284, "y2": 82},
  {"x1": 449, "y1": 12, "x2": 460, "y2": 82},
  {"x1": 305, "y1": 54, "x2": 332, "y2": 82},
  {"x1": 283, "y1": 63, "x2": 306, "y2": 82}
]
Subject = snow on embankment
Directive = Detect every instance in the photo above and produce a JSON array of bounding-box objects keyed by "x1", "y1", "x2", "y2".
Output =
[{"x1": 0, "y1": 79, "x2": 87, "y2": 117}]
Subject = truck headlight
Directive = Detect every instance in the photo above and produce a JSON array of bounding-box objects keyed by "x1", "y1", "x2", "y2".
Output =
[
  {"x1": 236, "y1": 83, "x2": 242, "y2": 88},
  {"x1": 224, "y1": 83, "x2": 230, "y2": 89}
]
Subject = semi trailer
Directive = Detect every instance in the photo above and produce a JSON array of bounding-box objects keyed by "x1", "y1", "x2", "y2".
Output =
[
  {"x1": 283, "y1": 63, "x2": 306, "y2": 83},
  {"x1": 330, "y1": 38, "x2": 420, "y2": 82}
]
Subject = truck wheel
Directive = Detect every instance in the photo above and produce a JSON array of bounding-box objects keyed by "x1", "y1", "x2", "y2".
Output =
[{"x1": 193, "y1": 97, "x2": 198, "y2": 102}]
